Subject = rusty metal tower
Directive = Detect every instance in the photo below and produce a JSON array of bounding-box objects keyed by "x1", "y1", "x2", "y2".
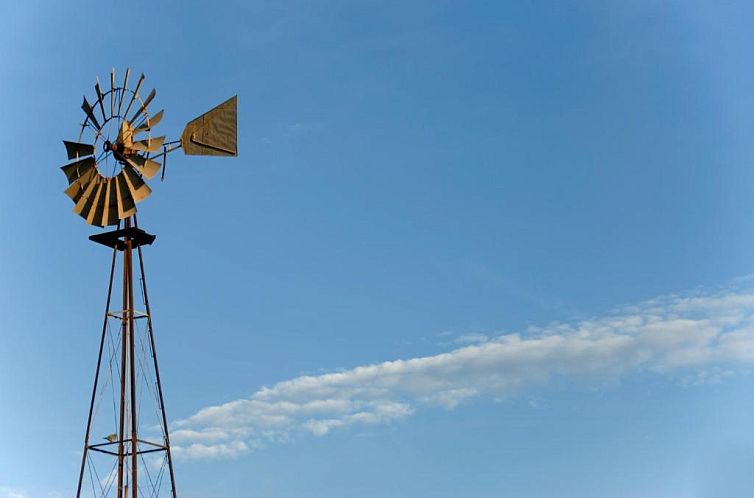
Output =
[{"x1": 61, "y1": 68, "x2": 237, "y2": 498}]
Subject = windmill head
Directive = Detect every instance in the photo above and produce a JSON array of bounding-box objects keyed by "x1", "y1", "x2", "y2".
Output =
[{"x1": 60, "y1": 68, "x2": 238, "y2": 227}]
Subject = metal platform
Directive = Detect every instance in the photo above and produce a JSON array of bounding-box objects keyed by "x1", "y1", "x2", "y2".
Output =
[{"x1": 89, "y1": 227, "x2": 156, "y2": 250}]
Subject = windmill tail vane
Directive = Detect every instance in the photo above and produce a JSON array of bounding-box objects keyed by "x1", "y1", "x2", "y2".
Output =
[{"x1": 63, "y1": 68, "x2": 238, "y2": 498}]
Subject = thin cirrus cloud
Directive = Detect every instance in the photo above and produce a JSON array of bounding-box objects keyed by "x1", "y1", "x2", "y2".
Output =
[{"x1": 170, "y1": 282, "x2": 754, "y2": 460}]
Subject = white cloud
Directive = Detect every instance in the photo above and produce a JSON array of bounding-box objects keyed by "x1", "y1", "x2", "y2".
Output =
[
  {"x1": 0, "y1": 486, "x2": 26, "y2": 498},
  {"x1": 172, "y1": 284, "x2": 754, "y2": 460},
  {"x1": 172, "y1": 440, "x2": 249, "y2": 460},
  {"x1": 452, "y1": 333, "x2": 489, "y2": 345}
]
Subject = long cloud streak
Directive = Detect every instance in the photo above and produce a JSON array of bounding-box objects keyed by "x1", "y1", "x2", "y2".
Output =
[{"x1": 171, "y1": 284, "x2": 754, "y2": 459}]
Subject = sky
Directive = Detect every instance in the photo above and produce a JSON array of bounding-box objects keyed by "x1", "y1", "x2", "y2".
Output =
[{"x1": 3, "y1": 0, "x2": 754, "y2": 496}]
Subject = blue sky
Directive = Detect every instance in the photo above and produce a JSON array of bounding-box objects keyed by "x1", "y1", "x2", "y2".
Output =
[{"x1": 3, "y1": 0, "x2": 754, "y2": 496}]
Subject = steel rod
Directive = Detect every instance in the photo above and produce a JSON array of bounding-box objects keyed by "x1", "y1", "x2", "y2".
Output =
[
  {"x1": 117, "y1": 218, "x2": 130, "y2": 498},
  {"x1": 134, "y1": 214, "x2": 179, "y2": 498},
  {"x1": 127, "y1": 229, "x2": 139, "y2": 498},
  {"x1": 75, "y1": 238, "x2": 119, "y2": 498}
]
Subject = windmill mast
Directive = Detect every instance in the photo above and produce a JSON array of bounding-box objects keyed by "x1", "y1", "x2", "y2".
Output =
[{"x1": 75, "y1": 219, "x2": 178, "y2": 498}]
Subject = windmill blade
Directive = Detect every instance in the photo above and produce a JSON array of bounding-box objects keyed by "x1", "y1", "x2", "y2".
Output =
[
  {"x1": 86, "y1": 181, "x2": 107, "y2": 226},
  {"x1": 134, "y1": 109, "x2": 164, "y2": 133},
  {"x1": 61, "y1": 156, "x2": 95, "y2": 184},
  {"x1": 64, "y1": 165, "x2": 97, "y2": 203},
  {"x1": 100, "y1": 177, "x2": 118, "y2": 226},
  {"x1": 95, "y1": 78, "x2": 107, "y2": 122},
  {"x1": 125, "y1": 155, "x2": 161, "y2": 180},
  {"x1": 73, "y1": 174, "x2": 101, "y2": 217},
  {"x1": 117, "y1": 68, "x2": 131, "y2": 116},
  {"x1": 122, "y1": 164, "x2": 152, "y2": 203},
  {"x1": 123, "y1": 73, "x2": 145, "y2": 120},
  {"x1": 81, "y1": 96, "x2": 101, "y2": 130},
  {"x1": 130, "y1": 88, "x2": 156, "y2": 123},
  {"x1": 63, "y1": 141, "x2": 95, "y2": 160},
  {"x1": 115, "y1": 172, "x2": 137, "y2": 219},
  {"x1": 117, "y1": 120, "x2": 134, "y2": 147},
  {"x1": 181, "y1": 95, "x2": 237, "y2": 156},
  {"x1": 110, "y1": 68, "x2": 116, "y2": 117},
  {"x1": 64, "y1": 181, "x2": 83, "y2": 203},
  {"x1": 131, "y1": 136, "x2": 165, "y2": 153}
]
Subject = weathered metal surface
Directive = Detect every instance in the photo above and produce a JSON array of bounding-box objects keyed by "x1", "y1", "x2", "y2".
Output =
[
  {"x1": 63, "y1": 140, "x2": 95, "y2": 160},
  {"x1": 181, "y1": 95, "x2": 238, "y2": 156}
]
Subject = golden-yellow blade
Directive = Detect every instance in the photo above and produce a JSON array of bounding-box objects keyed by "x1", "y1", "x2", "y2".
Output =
[
  {"x1": 74, "y1": 174, "x2": 100, "y2": 217},
  {"x1": 64, "y1": 165, "x2": 97, "y2": 203},
  {"x1": 115, "y1": 171, "x2": 137, "y2": 219},
  {"x1": 61, "y1": 157, "x2": 95, "y2": 184},
  {"x1": 125, "y1": 155, "x2": 161, "y2": 180},
  {"x1": 116, "y1": 120, "x2": 134, "y2": 147},
  {"x1": 181, "y1": 95, "x2": 237, "y2": 156},
  {"x1": 134, "y1": 109, "x2": 164, "y2": 133},
  {"x1": 122, "y1": 164, "x2": 152, "y2": 203},
  {"x1": 100, "y1": 179, "x2": 119, "y2": 226},
  {"x1": 130, "y1": 88, "x2": 156, "y2": 123},
  {"x1": 86, "y1": 180, "x2": 107, "y2": 226},
  {"x1": 131, "y1": 136, "x2": 165, "y2": 153}
]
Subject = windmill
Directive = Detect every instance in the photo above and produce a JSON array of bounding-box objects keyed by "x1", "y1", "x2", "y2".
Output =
[{"x1": 62, "y1": 68, "x2": 237, "y2": 498}]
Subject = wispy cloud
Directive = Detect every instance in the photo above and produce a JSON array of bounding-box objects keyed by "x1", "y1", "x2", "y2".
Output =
[
  {"x1": 172, "y1": 283, "x2": 754, "y2": 460},
  {"x1": 0, "y1": 486, "x2": 26, "y2": 498}
]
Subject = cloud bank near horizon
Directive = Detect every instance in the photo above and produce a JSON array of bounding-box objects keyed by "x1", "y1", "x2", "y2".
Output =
[
  {"x1": 171, "y1": 283, "x2": 754, "y2": 460},
  {"x1": 0, "y1": 486, "x2": 26, "y2": 498}
]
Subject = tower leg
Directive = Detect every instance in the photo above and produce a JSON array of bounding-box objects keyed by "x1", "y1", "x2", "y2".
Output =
[
  {"x1": 126, "y1": 223, "x2": 139, "y2": 498},
  {"x1": 117, "y1": 221, "x2": 129, "y2": 497},
  {"x1": 134, "y1": 215, "x2": 179, "y2": 498},
  {"x1": 75, "y1": 243, "x2": 119, "y2": 498}
]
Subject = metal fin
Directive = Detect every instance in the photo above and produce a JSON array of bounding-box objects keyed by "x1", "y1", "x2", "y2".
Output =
[
  {"x1": 134, "y1": 109, "x2": 164, "y2": 133},
  {"x1": 82, "y1": 96, "x2": 101, "y2": 130},
  {"x1": 181, "y1": 95, "x2": 238, "y2": 156},
  {"x1": 118, "y1": 68, "x2": 131, "y2": 116},
  {"x1": 122, "y1": 164, "x2": 152, "y2": 203},
  {"x1": 130, "y1": 88, "x2": 156, "y2": 123},
  {"x1": 74, "y1": 174, "x2": 101, "y2": 217},
  {"x1": 110, "y1": 68, "x2": 116, "y2": 117},
  {"x1": 123, "y1": 73, "x2": 145, "y2": 120},
  {"x1": 63, "y1": 141, "x2": 95, "y2": 160},
  {"x1": 64, "y1": 181, "x2": 82, "y2": 203},
  {"x1": 61, "y1": 157, "x2": 95, "y2": 184},
  {"x1": 115, "y1": 172, "x2": 137, "y2": 219},
  {"x1": 87, "y1": 181, "x2": 107, "y2": 226},
  {"x1": 132, "y1": 136, "x2": 165, "y2": 153},
  {"x1": 117, "y1": 120, "x2": 134, "y2": 148},
  {"x1": 64, "y1": 165, "x2": 97, "y2": 203},
  {"x1": 125, "y1": 155, "x2": 161, "y2": 180},
  {"x1": 95, "y1": 78, "x2": 107, "y2": 122},
  {"x1": 101, "y1": 179, "x2": 119, "y2": 226}
]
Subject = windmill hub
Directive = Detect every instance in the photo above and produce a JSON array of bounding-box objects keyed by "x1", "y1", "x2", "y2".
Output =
[{"x1": 103, "y1": 140, "x2": 133, "y2": 162}]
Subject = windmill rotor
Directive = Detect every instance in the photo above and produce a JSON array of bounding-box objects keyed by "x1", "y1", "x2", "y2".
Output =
[{"x1": 61, "y1": 67, "x2": 237, "y2": 227}]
